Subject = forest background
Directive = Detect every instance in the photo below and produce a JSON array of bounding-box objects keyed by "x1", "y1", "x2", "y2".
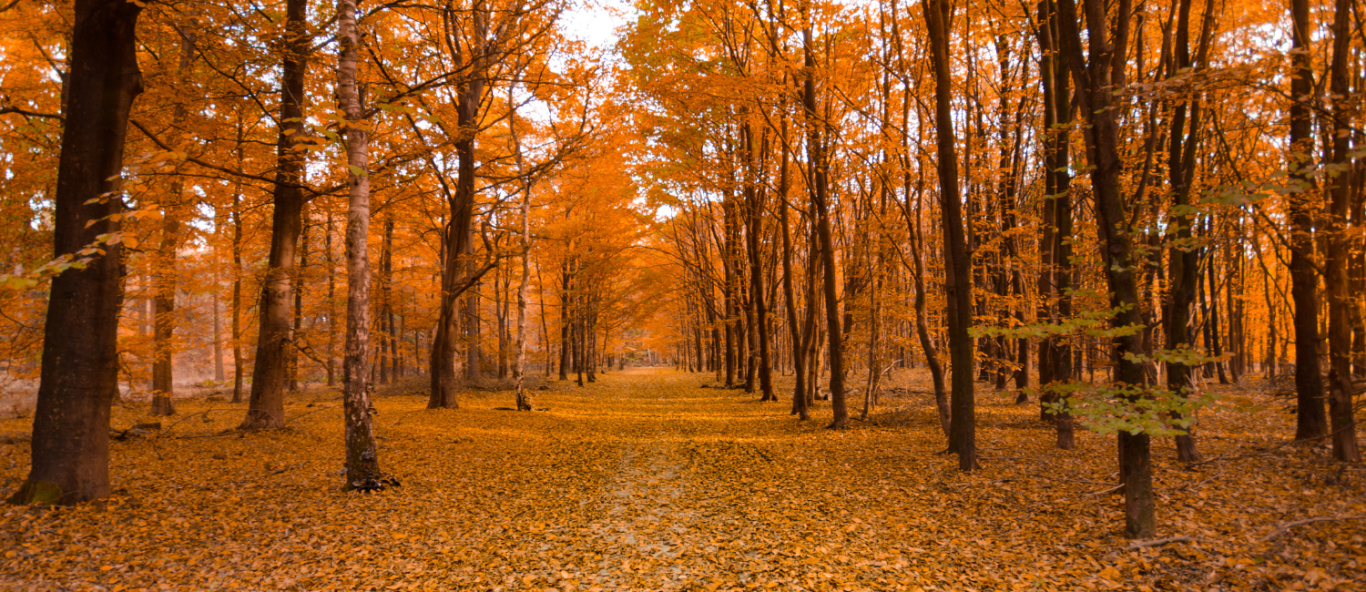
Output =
[{"x1": 0, "y1": 0, "x2": 1363, "y2": 577}]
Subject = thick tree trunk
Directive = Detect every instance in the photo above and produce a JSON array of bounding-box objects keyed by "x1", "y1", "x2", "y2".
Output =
[
  {"x1": 243, "y1": 0, "x2": 310, "y2": 429},
  {"x1": 924, "y1": 0, "x2": 976, "y2": 469},
  {"x1": 337, "y1": 0, "x2": 381, "y2": 488},
  {"x1": 9, "y1": 0, "x2": 143, "y2": 505}
]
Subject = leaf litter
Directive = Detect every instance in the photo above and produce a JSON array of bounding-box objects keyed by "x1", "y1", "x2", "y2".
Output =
[{"x1": 0, "y1": 368, "x2": 1363, "y2": 591}]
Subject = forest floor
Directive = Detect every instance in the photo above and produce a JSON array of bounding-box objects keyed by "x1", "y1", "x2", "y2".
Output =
[{"x1": 0, "y1": 367, "x2": 1364, "y2": 591}]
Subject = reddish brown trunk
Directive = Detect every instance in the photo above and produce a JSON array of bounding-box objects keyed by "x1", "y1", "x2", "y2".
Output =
[
  {"x1": 9, "y1": 0, "x2": 143, "y2": 505},
  {"x1": 243, "y1": 0, "x2": 310, "y2": 429},
  {"x1": 924, "y1": 0, "x2": 977, "y2": 469}
]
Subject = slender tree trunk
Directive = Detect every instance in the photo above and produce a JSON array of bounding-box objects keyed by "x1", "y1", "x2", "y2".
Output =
[
  {"x1": 213, "y1": 294, "x2": 225, "y2": 382},
  {"x1": 1057, "y1": 0, "x2": 1154, "y2": 538},
  {"x1": 1289, "y1": 0, "x2": 1329, "y2": 441},
  {"x1": 1033, "y1": 0, "x2": 1075, "y2": 450},
  {"x1": 801, "y1": 9, "x2": 847, "y2": 429},
  {"x1": 151, "y1": 23, "x2": 196, "y2": 417},
  {"x1": 1207, "y1": 232, "x2": 1229, "y2": 384},
  {"x1": 923, "y1": 0, "x2": 976, "y2": 468},
  {"x1": 337, "y1": 0, "x2": 381, "y2": 488},
  {"x1": 243, "y1": 0, "x2": 310, "y2": 429},
  {"x1": 291, "y1": 223, "x2": 310, "y2": 391},
  {"x1": 326, "y1": 212, "x2": 338, "y2": 387},
  {"x1": 428, "y1": 3, "x2": 488, "y2": 407},
  {"x1": 9, "y1": 0, "x2": 143, "y2": 505},
  {"x1": 1166, "y1": 0, "x2": 1208, "y2": 462},
  {"x1": 745, "y1": 121, "x2": 775, "y2": 402},
  {"x1": 378, "y1": 219, "x2": 394, "y2": 386},
  {"x1": 777, "y1": 111, "x2": 810, "y2": 419},
  {"x1": 231, "y1": 130, "x2": 246, "y2": 402},
  {"x1": 1325, "y1": 0, "x2": 1361, "y2": 461},
  {"x1": 509, "y1": 94, "x2": 535, "y2": 411}
]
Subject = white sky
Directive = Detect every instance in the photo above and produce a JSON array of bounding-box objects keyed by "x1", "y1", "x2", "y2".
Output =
[{"x1": 559, "y1": 0, "x2": 634, "y2": 51}]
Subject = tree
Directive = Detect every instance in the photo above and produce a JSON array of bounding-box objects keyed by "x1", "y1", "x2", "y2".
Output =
[
  {"x1": 150, "y1": 20, "x2": 198, "y2": 417},
  {"x1": 242, "y1": 0, "x2": 311, "y2": 430},
  {"x1": 8, "y1": 0, "x2": 144, "y2": 505},
  {"x1": 1323, "y1": 0, "x2": 1360, "y2": 462},
  {"x1": 337, "y1": 0, "x2": 382, "y2": 489},
  {"x1": 1286, "y1": 0, "x2": 1329, "y2": 443},
  {"x1": 1055, "y1": 0, "x2": 1155, "y2": 538},
  {"x1": 922, "y1": 0, "x2": 976, "y2": 469}
]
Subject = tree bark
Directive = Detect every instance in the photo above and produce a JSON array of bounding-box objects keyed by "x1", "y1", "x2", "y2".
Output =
[
  {"x1": 243, "y1": 0, "x2": 310, "y2": 429},
  {"x1": 231, "y1": 124, "x2": 246, "y2": 402},
  {"x1": 510, "y1": 93, "x2": 535, "y2": 412},
  {"x1": 1056, "y1": 0, "x2": 1155, "y2": 538},
  {"x1": 9, "y1": 0, "x2": 143, "y2": 505},
  {"x1": 428, "y1": 0, "x2": 489, "y2": 408},
  {"x1": 744, "y1": 120, "x2": 775, "y2": 402},
  {"x1": 1288, "y1": 0, "x2": 1329, "y2": 441},
  {"x1": 1324, "y1": 0, "x2": 1360, "y2": 461},
  {"x1": 801, "y1": 8, "x2": 847, "y2": 429},
  {"x1": 1165, "y1": 0, "x2": 1207, "y2": 463},
  {"x1": 337, "y1": 0, "x2": 382, "y2": 488},
  {"x1": 151, "y1": 22, "x2": 196, "y2": 417},
  {"x1": 923, "y1": 0, "x2": 976, "y2": 468}
]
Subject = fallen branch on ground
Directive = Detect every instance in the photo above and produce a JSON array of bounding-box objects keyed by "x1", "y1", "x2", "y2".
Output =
[{"x1": 1262, "y1": 515, "x2": 1366, "y2": 541}]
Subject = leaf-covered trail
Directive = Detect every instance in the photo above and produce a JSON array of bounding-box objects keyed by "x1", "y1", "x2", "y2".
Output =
[{"x1": 2, "y1": 368, "x2": 1364, "y2": 591}]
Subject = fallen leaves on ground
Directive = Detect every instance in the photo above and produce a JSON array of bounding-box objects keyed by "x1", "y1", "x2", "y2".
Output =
[{"x1": 0, "y1": 368, "x2": 1363, "y2": 591}]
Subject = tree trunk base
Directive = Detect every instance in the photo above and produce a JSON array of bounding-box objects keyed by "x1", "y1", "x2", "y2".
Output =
[
  {"x1": 150, "y1": 394, "x2": 175, "y2": 416},
  {"x1": 238, "y1": 410, "x2": 284, "y2": 430}
]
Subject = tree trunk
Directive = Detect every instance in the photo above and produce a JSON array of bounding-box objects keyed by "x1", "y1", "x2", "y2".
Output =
[
  {"x1": 243, "y1": 0, "x2": 310, "y2": 429},
  {"x1": 378, "y1": 219, "x2": 394, "y2": 386},
  {"x1": 744, "y1": 121, "x2": 775, "y2": 402},
  {"x1": 510, "y1": 95, "x2": 535, "y2": 411},
  {"x1": 231, "y1": 128, "x2": 246, "y2": 402},
  {"x1": 9, "y1": 0, "x2": 143, "y2": 505},
  {"x1": 923, "y1": 0, "x2": 976, "y2": 469},
  {"x1": 777, "y1": 111, "x2": 810, "y2": 420},
  {"x1": 326, "y1": 212, "x2": 338, "y2": 387},
  {"x1": 151, "y1": 22, "x2": 196, "y2": 417},
  {"x1": 291, "y1": 223, "x2": 310, "y2": 391},
  {"x1": 1289, "y1": 0, "x2": 1329, "y2": 441},
  {"x1": 1324, "y1": 0, "x2": 1361, "y2": 461},
  {"x1": 337, "y1": 0, "x2": 382, "y2": 488},
  {"x1": 1165, "y1": 0, "x2": 1208, "y2": 463},
  {"x1": 428, "y1": 4, "x2": 488, "y2": 407},
  {"x1": 1056, "y1": 0, "x2": 1154, "y2": 538},
  {"x1": 802, "y1": 12, "x2": 847, "y2": 429},
  {"x1": 1034, "y1": 0, "x2": 1074, "y2": 449}
]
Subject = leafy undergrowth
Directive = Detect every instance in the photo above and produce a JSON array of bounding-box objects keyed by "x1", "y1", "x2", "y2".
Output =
[{"x1": 0, "y1": 368, "x2": 1363, "y2": 591}]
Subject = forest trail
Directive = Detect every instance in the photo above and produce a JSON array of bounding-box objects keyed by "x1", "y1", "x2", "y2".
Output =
[{"x1": 2, "y1": 368, "x2": 1364, "y2": 590}]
